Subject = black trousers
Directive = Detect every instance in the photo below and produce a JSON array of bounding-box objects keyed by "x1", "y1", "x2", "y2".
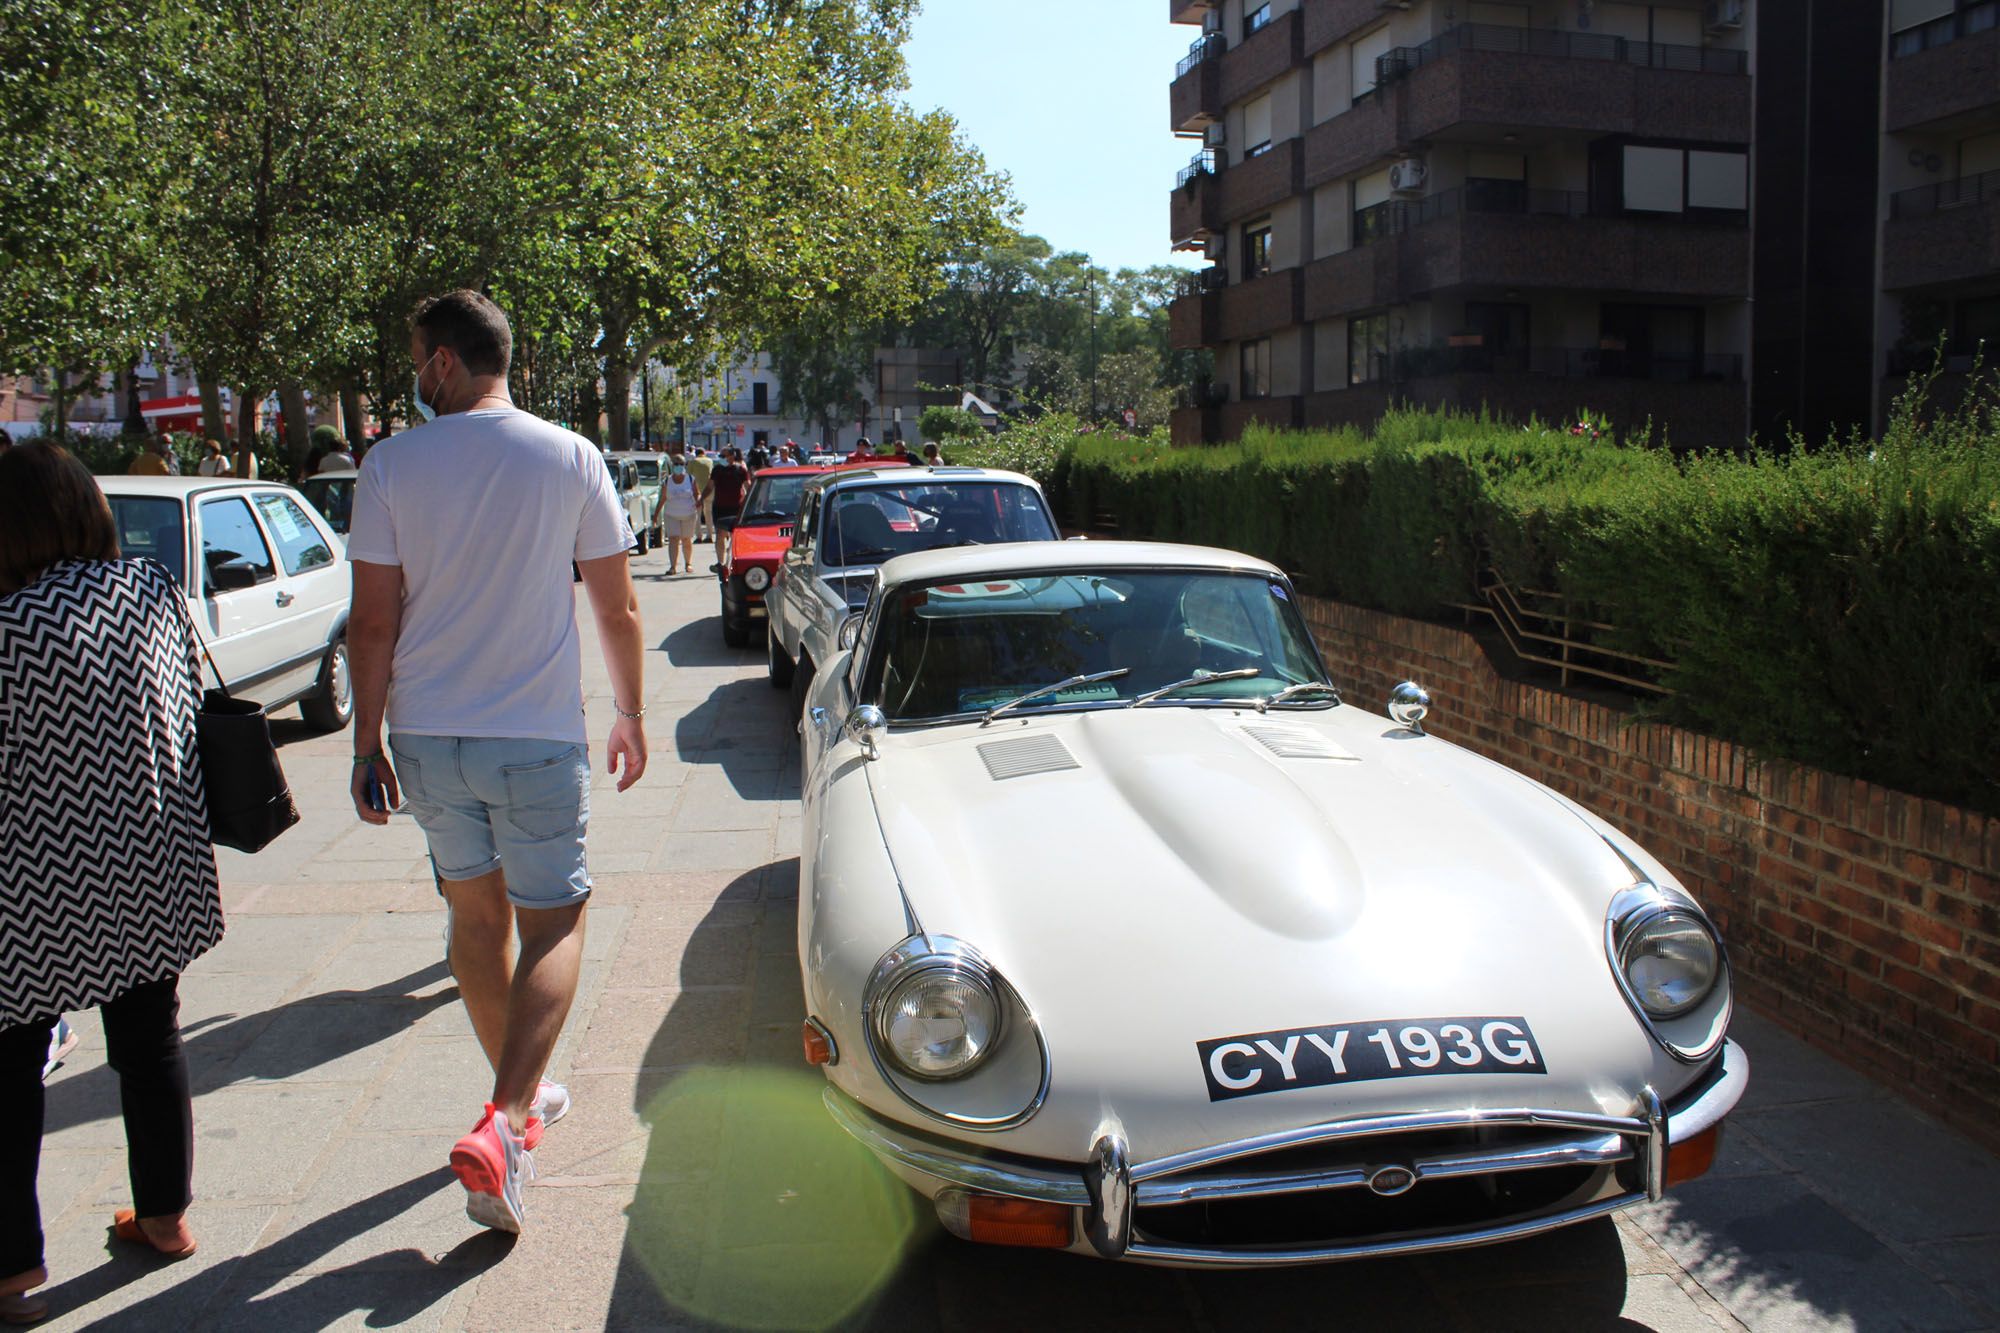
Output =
[{"x1": 0, "y1": 975, "x2": 193, "y2": 1278}]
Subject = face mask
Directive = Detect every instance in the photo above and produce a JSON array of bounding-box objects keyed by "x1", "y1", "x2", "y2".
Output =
[{"x1": 413, "y1": 349, "x2": 444, "y2": 421}]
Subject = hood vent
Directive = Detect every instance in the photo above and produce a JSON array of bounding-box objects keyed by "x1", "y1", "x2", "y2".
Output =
[
  {"x1": 1240, "y1": 721, "x2": 1356, "y2": 761},
  {"x1": 977, "y1": 733, "x2": 1080, "y2": 781}
]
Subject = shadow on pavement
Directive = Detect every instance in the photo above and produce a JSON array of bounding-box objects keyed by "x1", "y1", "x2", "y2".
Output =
[
  {"x1": 46, "y1": 1169, "x2": 509, "y2": 1331},
  {"x1": 670, "y1": 675, "x2": 798, "y2": 802},
  {"x1": 43, "y1": 963, "x2": 456, "y2": 1136},
  {"x1": 659, "y1": 611, "x2": 756, "y2": 670},
  {"x1": 601, "y1": 868, "x2": 1646, "y2": 1331}
]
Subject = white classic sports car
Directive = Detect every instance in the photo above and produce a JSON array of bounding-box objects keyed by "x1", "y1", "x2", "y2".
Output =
[{"x1": 795, "y1": 540, "x2": 1747, "y2": 1267}]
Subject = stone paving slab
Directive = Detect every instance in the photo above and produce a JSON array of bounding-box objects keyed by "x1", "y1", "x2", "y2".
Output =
[{"x1": 25, "y1": 548, "x2": 2000, "y2": 1331}]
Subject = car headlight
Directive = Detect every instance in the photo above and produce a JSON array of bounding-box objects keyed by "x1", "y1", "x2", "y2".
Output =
[
  {"x1": 744, "y1": 565, "x2": 770, "y2": 592},
  {"x1": 872, "y1": 960, "x2": 1002, "y2": 1080},
  {"x1": 1615, "y1": 906, "x2": 1720, "y2": 1018}
]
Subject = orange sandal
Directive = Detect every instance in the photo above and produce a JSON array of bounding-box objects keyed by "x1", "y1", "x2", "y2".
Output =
[{"x1": 110, "y1": 1209, "x2": 197, "y2": 1260}]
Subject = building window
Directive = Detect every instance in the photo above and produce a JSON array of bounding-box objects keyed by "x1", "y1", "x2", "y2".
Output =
[
  {"x1": 752, "y1": 381, "x2": 769, "y2": 414},
  {"x1": 1242, "y1": 219, "x2": 1272, "y2": 280},
  {"x1": 1599, "y1": 304, "x2": 1704, "y2": 380},
  {"x1": 1349, "y1": 313, "x2": 1391, "y2": 385},
  {"x1": 1352, "y1": 167, "x2": 1395, "y2": 245},
  {"x1": 1244, "y1": 3, "x2": 1272, "y2": 40},
  {"x1": 1240, "y1": 339, "x2": 1272, "y2": 398},
  {"x1": 1592, "y1": 141, "x2": 1748, "y2": 218},
  {"x1": 1351, "y1": 26, "x2": 1393, "y2": 102},
  {"x1": 1243, "y1": 94, "x2": 1272, "y2": 159}
]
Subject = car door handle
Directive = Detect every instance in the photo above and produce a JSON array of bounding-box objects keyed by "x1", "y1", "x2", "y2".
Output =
[{"x1": 275, "y1": 591, "x2": 295, "y2": 607}]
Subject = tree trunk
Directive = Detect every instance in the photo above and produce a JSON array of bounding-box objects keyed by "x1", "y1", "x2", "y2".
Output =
[
  {"x1": 123, "y1": 366, "x2": 147, "y2": 435},
  {"x1": 578, "y1": 378, "x2": 603, "y2": 446},
  {"x1": 604, "y1": 360, "x2": 633, "y2": 451},
  {"x1": 278, "y1": 380, "x2": 312, "y2": 479},
  {"x1": 49, "y1": 371, "x2": 67, "y2": 440},
  {"x1": 235, "y1": 384, "x2": 260, "y2": 477},
  {"x1": 339, "y1": 384, "x2": 367, "y2": 451},
  {"x1": 198, "y1": 374, "x2": 227, "y2": 442}
]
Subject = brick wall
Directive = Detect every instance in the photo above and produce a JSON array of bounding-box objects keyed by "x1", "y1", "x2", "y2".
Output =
[{"x1": 1297, "y1": 594, "x2": 2000, "y2": 1151}]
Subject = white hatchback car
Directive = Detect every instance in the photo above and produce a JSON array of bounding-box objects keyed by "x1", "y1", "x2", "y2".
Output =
[{"x1": 97, "y1": 476, "x2": 354, "y2": 731}]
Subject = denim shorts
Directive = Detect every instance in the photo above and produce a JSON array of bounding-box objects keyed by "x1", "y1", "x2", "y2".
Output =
[{"x1": 388, "y1": 735, "x2": 591, "y2": 909}]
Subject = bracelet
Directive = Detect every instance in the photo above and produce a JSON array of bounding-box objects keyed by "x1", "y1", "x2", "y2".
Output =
[
  {"x1": 353, "y1": 752, "x2": 385, "y2": 766},
  {"x1": 613, "y1": 703, "x2": 646, "y2": 720}
]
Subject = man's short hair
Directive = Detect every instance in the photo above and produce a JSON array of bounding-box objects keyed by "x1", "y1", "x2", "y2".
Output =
[{"x1": 412, "y1": 289, "x2": 513, "y2": 377}]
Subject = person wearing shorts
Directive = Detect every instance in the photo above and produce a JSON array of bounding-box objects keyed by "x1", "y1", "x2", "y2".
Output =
[
  {"x1": 345, "y1": 290, "x2": 647, "y2": 1235},
  {"x1": 702, "y1": 446, "x2": 749, "y2": 572},
  {"x1": 655, "y1": 456, "x2": 698, "y2": 575}
]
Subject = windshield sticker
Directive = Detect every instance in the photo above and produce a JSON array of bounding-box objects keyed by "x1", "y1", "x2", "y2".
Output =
[
  {"x1": 1197, "y1": 1016, "x2": 1546, "y2": 1101},
  {"x1": 263, "y1": 499, "x2": 303, "y2": 543},
  {"x1": 1269, "y1": 583, "x2": 1289, "y2": 601}
]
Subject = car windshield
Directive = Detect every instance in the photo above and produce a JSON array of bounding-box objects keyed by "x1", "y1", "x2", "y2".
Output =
[
  {"x1": 300, "y1": 477, "x2": 355, "y2": 534},
  {"x1": 823, "y1": 482, "x2": 1055, "y2": 568},
  {"x1": 105, "y1": 496, "x2": 186, "y2": 588},
  {"x1": 740, "y1": 473, "x2": 812, "y2": 523},
  {"x1": 866, "y1": 569, "x2": 1331, "y2": 722}
]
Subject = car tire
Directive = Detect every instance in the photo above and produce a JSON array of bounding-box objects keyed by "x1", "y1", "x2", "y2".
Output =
[
  {"x1": 722, "y1": 591, "x2": 749, "y2": 648},
  {"x1": 766, "y1": 622, "x2": 795, "y2": 688},
  {"x1": 299, "y1": 634, "x2": 353, "y2": 732}
]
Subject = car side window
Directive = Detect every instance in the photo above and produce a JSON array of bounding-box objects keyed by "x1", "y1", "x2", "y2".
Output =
[
  {"x1": 199, "y1": 496, "x2": 276, "y2": 590},
  {"x1": 794, "y1": 493, "x2": 817, "y2": 551},
  {"x1": 253, "y1": 492, "x2": 334, "y2": 576}
]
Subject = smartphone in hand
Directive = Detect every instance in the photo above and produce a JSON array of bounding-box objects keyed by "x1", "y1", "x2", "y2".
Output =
[{"x1": 363, "y1": 767, "x2": 388, "y2": 814}]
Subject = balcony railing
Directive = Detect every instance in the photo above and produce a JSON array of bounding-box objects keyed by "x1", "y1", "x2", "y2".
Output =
[
  {"x1": 1175, "y1": 264, "x2": 1228, "y2": 298},
  {"x1": 1889, "y1": 166, "x2": 2000, "y2": 218},
  {"x1": 1176, "y1": 380, "x2": 1231, "y2": 409},
  {"x1": 1885, "y1": 340, "x2": 1989, "y2": 375},
  {"x1": 1176, "y1": 148, "x2": 1217, "y2": 189},
  {"x1": 1352, "y1": 184, "x2": 1744, "y2": 247},
  {"x1": 1176, "y1": 31, "x2": 1224, "y2": 78},
  {"x1": 1376, "y1": 22, "x2": 1748, "y2": 85},
  {"x1": 1890, "y1": 0, "x2": 1998, "y2": 56},
  {"x1": 1365, "y1": 343, "x2": 1742, "y2": 383}
]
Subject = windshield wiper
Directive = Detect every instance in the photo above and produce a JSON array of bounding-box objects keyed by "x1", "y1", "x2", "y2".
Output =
[
  {"x1": 1129, "y1": 667, "x2": 1261, "y2": 708},
  {"x1": 833, "y1": 544, "x2": 897, "y2": 565},
  {"x1": 981, "y1": 668, "x2": 1130, "y2": 726},
  {"x1": 1254, "y1": 681, "x2": 1343, "y2": 712}
]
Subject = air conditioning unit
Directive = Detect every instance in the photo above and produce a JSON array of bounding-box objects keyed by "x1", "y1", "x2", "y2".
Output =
[
  {"x1": 1204, "y1": 121, "x2": 1227, "y2": 147},
  {"x1": 1201, "y1": 8, "x2": 1222, "y2": 33},
  {"x1": 1704, "y1": 0, "x2": 1743, "y2": 31},
  {"x1": 1389, "y1": 157, "x2": 1428, "y2": 193},
  {"x1": 1206, "y1": 232, "x2": 1227, "y2": 260}
]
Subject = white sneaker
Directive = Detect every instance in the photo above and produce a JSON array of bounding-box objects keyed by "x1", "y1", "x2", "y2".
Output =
[
  {"x1": 450, "y1": 1103, "x2": 534, "y2": 1233},
  {"x1": 523, "y1": 1080, "x2": 570, "y2": 1151}
]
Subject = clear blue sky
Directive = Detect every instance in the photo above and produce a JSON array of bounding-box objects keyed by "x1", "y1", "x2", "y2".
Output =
[{"x1": 901, "y1": 0, "x2": 1203, "y2": 275}]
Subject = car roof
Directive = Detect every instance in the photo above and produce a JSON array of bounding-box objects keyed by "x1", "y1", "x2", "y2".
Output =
[
  {"x1": 96, "y1": 476, "x2": 297, "y2": 498},
  {"x1": 606, "y1": 450, "x2": 671, "y2": 460},
  {"x1": 748, "y1": 465, "x2": 825, "y2": 478},
  {"x1": 805, "y1": 465, "x2": 1036, "y2": 494},
  {"x1": 303, "y1": 469, "x2": 357, "y2": 482},
  {"x1": 875, "y1": 540, "x2": 1284, "y2": 589}
]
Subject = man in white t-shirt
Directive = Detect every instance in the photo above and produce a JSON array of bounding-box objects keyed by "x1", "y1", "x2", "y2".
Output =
[{"x1": 345, "y1": 288, "x2": 647, "y2": 1235}]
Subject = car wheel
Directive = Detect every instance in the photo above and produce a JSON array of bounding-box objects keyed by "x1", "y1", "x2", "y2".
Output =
[
  {"x1": 299, "y1": 634, "x2": 353, "y2": 732},
  {"x1": 766, "y1": 622, "x2": 795, "y2": 688}
]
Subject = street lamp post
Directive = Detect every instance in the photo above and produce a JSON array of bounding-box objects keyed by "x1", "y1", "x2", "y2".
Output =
[
  {"x1": 1087, "y1": 268, "x2": 1099, "y2": 422},
  {"x1": 640, "y1": 362, "x2": 651, "y2": 449}
]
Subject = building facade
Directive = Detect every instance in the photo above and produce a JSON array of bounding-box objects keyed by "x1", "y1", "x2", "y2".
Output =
[{"x1": 1166, "y1": 0, "x2": 1997, "y2": 447}]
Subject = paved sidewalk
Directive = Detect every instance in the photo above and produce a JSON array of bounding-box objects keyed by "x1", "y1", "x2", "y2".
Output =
[{"x1": 29, "y1": 545, "x2": 2000, "y2": 1331}]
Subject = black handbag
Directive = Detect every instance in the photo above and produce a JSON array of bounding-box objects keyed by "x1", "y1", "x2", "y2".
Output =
[{"x1": 191, "y1": 636, "x2": 300, "y2": 853}]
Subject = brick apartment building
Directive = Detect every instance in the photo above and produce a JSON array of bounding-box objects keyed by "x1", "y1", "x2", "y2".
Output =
[{"x1": 1165, "y1": 0, "x2": 2000, "y2": 448}]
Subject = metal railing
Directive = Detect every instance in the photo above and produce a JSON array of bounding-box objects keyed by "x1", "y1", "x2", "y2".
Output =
[
  {"x1": 1886, "y1": 340, "x2": 1988, "y2": 375},
  {"x1": 1376, "y1": 22, "x2": 1748, "y2": 85},
  {"x1": 1352, "y1": 183, "x2": 1744, "y2": 248},
  {"x1": 1890, "y1": 0, "x2": 1998, "y2": 56},
  {"x1": 1175, "y1": 380, "x2": 1231, "y2": 409},
  {"x1": 1176, "y1": 31, "x2": 1224, "y2": 78},
  {"x1": 1176, "y1": 148, "x2": 1217, "y2": 189},
  {"x1": 1889, "y1": 166, "x2": 2000, "y2": 218},
  {"x1": 1369, "y1": 343, "x2": 1742, "y2": 383},
  {"x1": 1446, "y1": 570, "x2": 1675, "y2": 695},
  {"x1": 1175, "y1": 264, "x2": 1228, "y2": 298}
]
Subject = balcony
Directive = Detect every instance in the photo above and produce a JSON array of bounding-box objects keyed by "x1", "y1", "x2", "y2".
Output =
[
  {"x1": 1309, "y1": 369, "x2": 1745, "y2": 445},
  {"x1": 1882, "y1": 176, "x2": 2000, "y2": 289},
  {"x1": 1171, "y1": 33, "x2": 1224, "y2": 132},
  {"x1": 1887, "y1": 6, "x2": 2000, "y2": 129},
  {"x1": 1167, "y1": 265, "x2": 1301, "y2": 349},
  {"x1": 1169, "y1": 0, "x2": 1215, "y2": 24},
  {"x1": 1218, "y1": 6, "x2": 1302, "y2": 106},
  {"x1": 1376, "y1": 344, "x2": 1741, "y2": 383},
  {"x1": 1170, "y1": 138, "x2": 1302, "y2": 248},
  {"x1": 1304, "y1": 0, "x2": 1395, "y2": 58},
  {"x1": 1303, "y1": 188, "x2": 1750, "y2": 320}
]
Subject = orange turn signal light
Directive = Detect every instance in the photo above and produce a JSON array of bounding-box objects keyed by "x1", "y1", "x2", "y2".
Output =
[
  {"x1": 935, "y1": 1190, "x2": 1074, "y2": 1249},
  {"x1": 1666, "y1": 1123, "x2": 1722, "y2": 1187},
  {"x1": 801, "y1": 1018, "x2": 835, "y2": 1067}
]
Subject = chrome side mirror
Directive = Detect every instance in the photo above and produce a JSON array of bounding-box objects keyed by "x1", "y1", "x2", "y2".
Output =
[
  {"x1": 1388, "y1": 681, "x2": 1431, "y2": 734},
  {"x1": 838, "y1": 612, "x2": 864, "y2": 652},
  {"x1": 844, "y1": 704, "x2": 886, "y2": 759}
]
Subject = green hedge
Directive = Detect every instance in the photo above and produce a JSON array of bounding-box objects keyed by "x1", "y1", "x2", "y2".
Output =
[{"x1": 1048, "y1": 390, "x2": 2000, "y2": 814}]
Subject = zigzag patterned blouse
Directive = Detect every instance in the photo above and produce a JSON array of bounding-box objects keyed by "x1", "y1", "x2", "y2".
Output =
[{"x1": 0, "y1": 558, "x2": 223, "y2": 1026}]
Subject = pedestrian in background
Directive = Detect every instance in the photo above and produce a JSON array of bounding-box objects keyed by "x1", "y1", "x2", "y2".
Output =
[
  {"x1": 346, "y1": 289, "x2": 647, "y2": 1235},
  {"x1": 317, "y1": 440, "x2": 356, "y2": 473},
  {"x1": 702, "y1": 445, "x2": 749, "y2": 572},
  {"x1": 127, "y1": 433, "x2": 179, "y2": 476},
  {"x1": 0, "y1": 443, "x2": 224, "y2": 1324},
  {"x1": 686, "y1": 447, "x2": 715, "y2": 543},
  {"x1": 195, "y1": 439, "x2": 232, "y2": 476},
  {"x1": 656, "y1": 455, "x2": 698, "y2": 575}
]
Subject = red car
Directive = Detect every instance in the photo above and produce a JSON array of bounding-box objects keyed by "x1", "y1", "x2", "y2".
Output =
[{"x1": 722, "y1": 458, "x2": 912, "y2": 646}]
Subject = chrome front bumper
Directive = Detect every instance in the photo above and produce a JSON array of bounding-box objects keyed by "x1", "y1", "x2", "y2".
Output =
[{"x1": 824, "y1": 1037, "x2": 1748, "y2": 1267}]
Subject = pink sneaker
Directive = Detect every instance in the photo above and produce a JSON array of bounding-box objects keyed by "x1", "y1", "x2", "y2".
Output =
[{"x1": 449, "y1": 1104, "x2": 532, "y2": 1233}]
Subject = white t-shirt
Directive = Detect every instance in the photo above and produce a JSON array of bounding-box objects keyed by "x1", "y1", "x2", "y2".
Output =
[
  {"x1": 657, "y1": 472, "x2": 697, "y2": 519},
  {"x1": 346, "y1": 407, "x2": 633, "y2": 744},
  {"x1": 318, "y1": 450, "x2": 355, "y2": 473}
]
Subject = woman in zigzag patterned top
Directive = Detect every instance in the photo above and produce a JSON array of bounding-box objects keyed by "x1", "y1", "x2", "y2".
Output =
[{"x1": 0, "y1": 443, "x2": 224, "y2": 1324}]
